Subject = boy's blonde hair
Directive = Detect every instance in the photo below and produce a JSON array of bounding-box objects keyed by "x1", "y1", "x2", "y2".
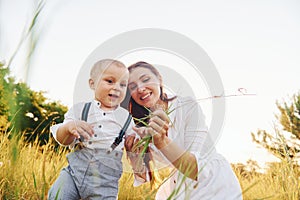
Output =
[{"x1": 90, "y1": 59, "x2": 126, "y2": 81}]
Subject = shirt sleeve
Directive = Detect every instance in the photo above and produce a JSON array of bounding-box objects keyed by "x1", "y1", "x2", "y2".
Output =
[
  {"x1": 50, "y1": 123, "x2": 64, "y2": 146},
  {"x1": 181, "y1": 97, "x2": 211, "y2": 179},
  {"x1": 49, "y1": 103, "x2": 82, "y2": 147},
  {"x1": 183, "y1": 98, "x2": 208, "y2": 151}
]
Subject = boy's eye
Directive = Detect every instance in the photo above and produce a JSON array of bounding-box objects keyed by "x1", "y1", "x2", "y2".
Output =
[
  {"x1": 120, "y1": 83, "x2": 127, "y2": 87},
  {"x1": 106, "y1": 79, "x2": 113, "y2": 84}
]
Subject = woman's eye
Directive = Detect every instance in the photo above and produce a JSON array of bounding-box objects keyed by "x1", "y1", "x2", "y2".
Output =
[
  {"x1": 142, "y1": 77, "x2": 150, "y2": 83},
  {"x1": 120, "y1": 83, "x2": 127, "y2": 87},
  {"x1": 129, "y1": 84, "x2": 137, "y2": 91}
]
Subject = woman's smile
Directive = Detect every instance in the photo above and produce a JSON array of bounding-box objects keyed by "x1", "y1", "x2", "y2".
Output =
[{"x1": 140, "y1": 92, "x2": 152, "y2": 100}]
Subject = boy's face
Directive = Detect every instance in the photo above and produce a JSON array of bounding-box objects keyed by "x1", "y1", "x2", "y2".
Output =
[{"x1": 91, "y1": 64, "x2": 129, "y2": 110}]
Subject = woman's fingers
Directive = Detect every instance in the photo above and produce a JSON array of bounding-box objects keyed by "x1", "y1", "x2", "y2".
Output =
[
  {"x1": 125, "y1": 135, "x2": 143, "y2": 153},
  {"x1": 148, "y1": 122, "x2": 167, "y2": 136},
  {"x1": 125, "y1": 135, "x2": 135, "y2": 151},
  {"x1": 149, "y1": 112, "x2": 169, "y2": 136},
  {"x1": 133, "y1": 126, "x2": 147, "y2": 138},
  {"x1": 151, "y1": 109, "x2": 170, "y2": 124},
  {"x1": 149, "y1": 116, "x2": 169, "y2": 131},
  {"x1": 147, "y1": 109, "x2": 170, "y2": 149}
]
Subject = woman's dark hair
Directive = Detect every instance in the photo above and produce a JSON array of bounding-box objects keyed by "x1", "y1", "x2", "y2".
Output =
[
  {"x1": 128, "y1": 61, "x2": 176, "y2": 126},
  {"x1": 128, "y1": 61, "x2": 176, "y2": 183}
]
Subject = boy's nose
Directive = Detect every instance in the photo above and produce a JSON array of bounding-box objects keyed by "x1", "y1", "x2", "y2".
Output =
[{"x1": 113, "y1": 84, "x2": 121, "y2": 91}]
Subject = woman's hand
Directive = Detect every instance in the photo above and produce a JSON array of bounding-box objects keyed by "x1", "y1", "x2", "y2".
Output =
[
  {"x1": 125, "y1": 134, "x2": 145, "y2": 158},
  {"x1": 147, "y1": 110, "x2": 198, "y2": 180},
  {"x1": 124, "y1": 134, "x2": 137, "y2": 153},
  {"x1": 148, "y1": 109, "x2": 170, "y2": 149},
  {"x1": 125, "y1": 135, "x2": 146, "y2": 174}
]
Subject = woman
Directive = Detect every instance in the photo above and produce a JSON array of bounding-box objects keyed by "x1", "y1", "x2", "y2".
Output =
[{"x1": 125, "y1": 61, "x2": 243, "y2": 200}]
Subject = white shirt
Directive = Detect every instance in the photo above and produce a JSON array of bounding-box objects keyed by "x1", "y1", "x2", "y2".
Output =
[
  {"x1": 50, "y1": 100, "x2": 135, "y2": 151},
  {"x1": 138, "y1": 96, "x2": 243, "y2": 200}
]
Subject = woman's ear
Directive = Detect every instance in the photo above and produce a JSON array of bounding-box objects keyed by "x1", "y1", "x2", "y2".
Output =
[{"x1": 89, "y1": 79, "x2": 95, "y2": 89}]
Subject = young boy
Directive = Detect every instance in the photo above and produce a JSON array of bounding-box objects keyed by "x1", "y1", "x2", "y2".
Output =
[{"x1": 48, "y1": 59, "x2": 135, "y2": 200}]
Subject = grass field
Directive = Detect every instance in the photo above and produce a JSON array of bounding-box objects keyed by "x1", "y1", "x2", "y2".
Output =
[{"x1": 0, "y1": 132, "x2": 299, "y2": 200}]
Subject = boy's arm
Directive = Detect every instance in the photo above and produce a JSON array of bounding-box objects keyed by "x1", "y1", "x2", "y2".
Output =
[
  {"x1": 52, "y1": 120, "x2": 94, "y2": 146},
  {"x1": 55, "y1": 121, "x2": 77, "y2": 145}
]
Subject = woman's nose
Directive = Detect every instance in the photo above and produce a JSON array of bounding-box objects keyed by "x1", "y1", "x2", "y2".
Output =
[{"x1": 137, "y1": 85, "x2": 145, "y2": 93}]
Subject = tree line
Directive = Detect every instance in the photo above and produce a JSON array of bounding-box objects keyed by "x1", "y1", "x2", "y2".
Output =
[{"x1": 0, "y1": 61, "x2": 68, "y2": 146}]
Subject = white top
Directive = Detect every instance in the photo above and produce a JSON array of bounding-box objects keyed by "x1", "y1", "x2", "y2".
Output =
[
  {"x1": 140, "y1": 96, "x2": 243, "y2": 200},
  {"x1": 50, "y1": 100, "x2": 135, "y2": 151}
]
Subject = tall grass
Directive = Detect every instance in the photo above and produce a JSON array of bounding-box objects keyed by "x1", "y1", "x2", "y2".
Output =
[
  {"x1": 1, "y1": 131, "x2": 299, "y2": 199},
  {"x1": 0, "y1": 131, "x2": 159, "y2": 199},
  {"x1": 0, "y1": 132, "x2": 68, "y2": 199},
  {"x1": 233, "y1": 160, "x2": 299, "y2": 200}
]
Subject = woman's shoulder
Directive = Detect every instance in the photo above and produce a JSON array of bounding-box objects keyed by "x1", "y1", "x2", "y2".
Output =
[{"x1": 173, "y1": 96, "x2": 198, "y2": 106}]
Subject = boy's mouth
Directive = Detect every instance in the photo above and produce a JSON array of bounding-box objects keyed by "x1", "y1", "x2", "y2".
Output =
[{"x1": 109, "y1": 94, "x2": 119, "y2": 98}]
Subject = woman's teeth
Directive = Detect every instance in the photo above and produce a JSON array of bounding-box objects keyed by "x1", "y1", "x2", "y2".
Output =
[{"x1": 141, "y1": 93, "x2": 150, "y2": 100}]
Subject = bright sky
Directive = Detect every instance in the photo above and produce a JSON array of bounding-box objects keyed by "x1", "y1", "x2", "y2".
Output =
[{"x1": 1, "y1": 0, "x2": 300, "y2": 167}]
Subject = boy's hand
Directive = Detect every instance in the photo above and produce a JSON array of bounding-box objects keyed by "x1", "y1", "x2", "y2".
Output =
[{"x1": 66, "y1": 120, "x2": 94, "y2": 141}]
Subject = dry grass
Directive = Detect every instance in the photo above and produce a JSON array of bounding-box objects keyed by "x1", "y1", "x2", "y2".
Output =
[
  {"x1": 233, "y1": 160, "x2": 299, "y2": 200},
  {"x1": 0, "y1": 132, "x2": 68, "y2": 200},
  {"x1": 0, "y1": 132, "x2": 299, "y2": 199}
]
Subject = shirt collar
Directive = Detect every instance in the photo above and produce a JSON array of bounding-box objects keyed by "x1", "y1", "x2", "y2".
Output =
[
  {"x1": 93, "y1": 99, "x2": 102, "y2": 107},
  {"x1": 92, "y1": 99, "x2": 120, "y2": 111}
]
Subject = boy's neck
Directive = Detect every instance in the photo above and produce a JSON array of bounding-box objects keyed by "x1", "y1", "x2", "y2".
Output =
[
  {"x1": 93, "y1": 99, "x2": 119, "y2": 111},
  {"x1": 100, "y1": 105, "x2": 119, "y2": 111}
]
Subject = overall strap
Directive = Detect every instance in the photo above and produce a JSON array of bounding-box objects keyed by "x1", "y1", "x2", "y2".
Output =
[
  {"x1": 77, "y1": 102, "x2": 92, "y2": 143},
  {"x1": 107, "y1": 113, "x2": 132, "y2": 153},
  {"x1": 122, "y1": 113, "x2": 133, "y2": 132},
  {"x1": 81, "y1": 102, "x2": 92, "y2": 121}
]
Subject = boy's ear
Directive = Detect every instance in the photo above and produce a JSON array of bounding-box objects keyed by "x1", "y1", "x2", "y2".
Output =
[{"x1": 89, "y1": 79, "x2": 95, "y2": 89}]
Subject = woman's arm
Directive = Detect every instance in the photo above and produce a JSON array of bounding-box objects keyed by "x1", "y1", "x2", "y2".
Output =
[
  {"x1": 155, "y1": 137, "x2": 198, "y2": 180},
  {"x1": 148, "y1": 109, "x2": 198, "y2": 180}
]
